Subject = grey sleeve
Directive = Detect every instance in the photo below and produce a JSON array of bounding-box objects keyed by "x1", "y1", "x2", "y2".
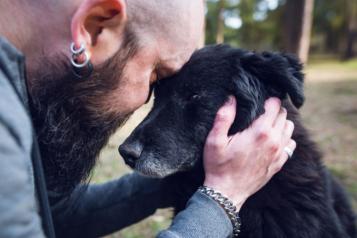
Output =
[
  {"x1": 0, "y1": 123, "x2": 45, "y2": 238},
  {"x1": 53, "y1": 174, "x2": 232, "y2": 238},
  {"x1": 157, "y1": 191, "x2": 233, "y2": 238},
  {"x1": 52, "y1": 173, "x2": 173, "y2": 238}
]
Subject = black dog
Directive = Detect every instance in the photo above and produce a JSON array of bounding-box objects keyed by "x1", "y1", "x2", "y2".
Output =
[{"x1": 119, "y1": 45, "x2": 356, "y2": 238}]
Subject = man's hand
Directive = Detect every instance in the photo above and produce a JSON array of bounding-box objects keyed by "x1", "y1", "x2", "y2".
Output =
[{"x1": 203, "y1": 97, "x2": 296, "y2": 210}]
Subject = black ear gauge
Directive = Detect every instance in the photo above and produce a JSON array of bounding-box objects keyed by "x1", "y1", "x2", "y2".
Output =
[
  {"x1": 71, "y1": 61, "x2": 93, "y2": 80},
  {"x1": 70, "y1": 42, "x2": 93, "y2": 80}
]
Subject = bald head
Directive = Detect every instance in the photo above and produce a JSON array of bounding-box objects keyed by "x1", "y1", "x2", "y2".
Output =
[{"x1": 127, "y1": 0, "x2": 204, "y2": 46}]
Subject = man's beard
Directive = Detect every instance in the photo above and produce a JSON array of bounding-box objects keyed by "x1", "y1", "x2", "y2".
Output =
[{"x1": 28, "y1": 39, "x2": 137, "y2": 202}]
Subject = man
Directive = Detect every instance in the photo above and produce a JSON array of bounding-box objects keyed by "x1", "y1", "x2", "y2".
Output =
[{"x1": 0, "y1": 0, "x2": 296, "y2": 237}]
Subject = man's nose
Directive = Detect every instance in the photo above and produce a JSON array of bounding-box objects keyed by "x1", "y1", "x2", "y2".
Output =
[{"x1": 119, "y1": 141, "x2": 143, "y2": 168}]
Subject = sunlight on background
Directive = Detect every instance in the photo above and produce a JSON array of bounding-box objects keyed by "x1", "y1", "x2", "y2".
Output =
[{"x1": 208, "y1": 0, "x2": 279, "y2": 29}]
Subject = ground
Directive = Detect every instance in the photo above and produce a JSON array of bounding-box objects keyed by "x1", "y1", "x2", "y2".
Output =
[{"x1": 92, "y1": 57, "x2": 357, "y2": 238}]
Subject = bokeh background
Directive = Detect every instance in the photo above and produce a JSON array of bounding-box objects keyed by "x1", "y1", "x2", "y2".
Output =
[{"x1": 92, "y1": 0, "x2": 357, "y2": 237}]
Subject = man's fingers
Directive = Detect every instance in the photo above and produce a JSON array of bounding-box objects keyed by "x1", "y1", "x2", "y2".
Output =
[
  {"x1": 274, "y1": 120, "x2": 295, "y2": 165},
  {"x1": 282, "y1": 120, "x2": 295, "y2": 144},
  {"x1": 207, "y1": 96, "x2": 237, "y2": 145},
  {"x1": 269, "y1": 139, "x2": 296, "y2": 175},
  {"x1": 273, "y1": 107, "x2": 287, "y2": 132},
  {"x1": 260, "y1": 98, "x2": 281, "y2": 127},
  {"x1": 249, "y1": 98, "x2": 281, "y2": 142},
  {"x1": 283, "y1": 139, "x2": 297, "y2": 160}
]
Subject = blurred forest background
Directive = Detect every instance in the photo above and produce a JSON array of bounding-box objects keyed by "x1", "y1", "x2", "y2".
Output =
[
  {"x1": 205, "y1": 0, "x2": 356, "y2": 62},
  {"x1": 94, "y1": 0, "x2": 357, "y2": 237}
]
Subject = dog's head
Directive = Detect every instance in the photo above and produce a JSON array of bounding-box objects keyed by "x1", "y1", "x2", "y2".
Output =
[{"x1": 119, "y1": 45, "x2": 304, "y2": 178}]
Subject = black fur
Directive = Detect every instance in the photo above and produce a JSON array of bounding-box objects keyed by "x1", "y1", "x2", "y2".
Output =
[{"x1": 120, "y1": 45, "x2": 356, "y2": 238}]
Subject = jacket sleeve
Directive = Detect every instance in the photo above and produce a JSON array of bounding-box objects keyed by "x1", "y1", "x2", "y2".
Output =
[
  {"x1": 52, "y1": 173, "x2": 233, "y2": 238},
  {"x1": 52, "y1": 172, "x2": 173, "y2": 237},
  {"x1": 157, "y1": 191, "x2": 233, "y2": 238},
  {"x1": 0, "y1": 122, "x2": 45, "y2": 238}
]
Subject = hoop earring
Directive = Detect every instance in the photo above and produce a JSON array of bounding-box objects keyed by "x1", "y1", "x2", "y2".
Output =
[{"x1": 70, "y1": 42, "x2": 93, "y2": 80}]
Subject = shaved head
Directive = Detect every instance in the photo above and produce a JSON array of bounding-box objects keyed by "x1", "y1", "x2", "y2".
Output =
[{"x1": 127, "y1": 0, "x2": 204, "y2": 46}]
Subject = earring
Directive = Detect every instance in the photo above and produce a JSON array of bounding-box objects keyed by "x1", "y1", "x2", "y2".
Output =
[{"x1": 70, "y1": 42, "x2": 93, "y2": 80}]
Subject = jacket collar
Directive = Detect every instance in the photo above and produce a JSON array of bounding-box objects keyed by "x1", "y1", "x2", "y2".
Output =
[{"x1": 0, "y1": 37, "x2": 29, "y2": 109}]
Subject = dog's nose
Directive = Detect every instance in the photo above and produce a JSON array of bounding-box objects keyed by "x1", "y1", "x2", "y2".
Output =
[{"x1": 119, "y1": 141, "x2": 143, "y2": 168}]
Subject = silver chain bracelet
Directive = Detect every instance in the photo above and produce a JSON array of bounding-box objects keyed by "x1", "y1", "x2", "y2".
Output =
[{"x1": 198, "y1": 186, "x2": 241, "y2": 237}]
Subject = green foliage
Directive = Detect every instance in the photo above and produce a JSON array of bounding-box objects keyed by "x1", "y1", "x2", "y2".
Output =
[
  {"x1": 205, "y1": 0, "x2": 355, "y2": 58},
  {"x1": 312, "y1": 0, "x2": 349, "y2": 53},
  {"x1": 206, "y1": 0, "x2": 286, "y2": 50}
]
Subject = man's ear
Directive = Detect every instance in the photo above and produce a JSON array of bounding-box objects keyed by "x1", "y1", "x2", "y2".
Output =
[
  {"x1": 71, "y1": 0, "x2": 127, "y2": 65},
  {"x1": 240, "y1": 52, "x2": 305, "y2": 108}
]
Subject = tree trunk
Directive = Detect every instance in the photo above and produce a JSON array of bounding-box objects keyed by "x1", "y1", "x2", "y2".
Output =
[
  {"x1": 343, "y1": 0, "x2": 357, "y2": 59},
  {"x1": 283, "y1": 0, "x2": 314, "y2": 63},
  {"x1": 298, "y1": 0, "x2": 314, "y2": 63},
  {"x1": 216, "y1": 0, "x2": 225, "y2": 44}
]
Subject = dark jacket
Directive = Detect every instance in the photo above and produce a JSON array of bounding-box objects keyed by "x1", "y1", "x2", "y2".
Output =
[{"x1": 0, "y1": 37, "x2": 232, "y2": 238}]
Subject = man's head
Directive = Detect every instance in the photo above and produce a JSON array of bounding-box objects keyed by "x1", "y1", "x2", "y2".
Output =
[
  {"x1": 119, "y1": 45, "x2": 304, "y2": 178},
  {"x1": 0, "y1": 0, "x2": 204, "y2": 195}
]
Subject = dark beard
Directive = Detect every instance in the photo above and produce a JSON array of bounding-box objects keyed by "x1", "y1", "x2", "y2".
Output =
[{"x1": 28, "y1": 36, "x2": 137, "y2": 202}]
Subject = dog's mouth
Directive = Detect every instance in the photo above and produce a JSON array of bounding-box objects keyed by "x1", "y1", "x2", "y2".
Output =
[
  {"x1": 134, "y1": 158, "x2": 178, "y2": 178},
  {"x1": 120, "y1": 148, "x2": 180, "y2": 178},
  {"x1": 119, "y1": 141, "x2": 200, "y2": 178},
  {"x1": 124, "y1": 154, "x2": 196, "y2": 178}
]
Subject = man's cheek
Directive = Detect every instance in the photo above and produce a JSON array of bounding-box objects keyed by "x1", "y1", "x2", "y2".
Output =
[
  {"x1": 104, "y1": 82, "x2": 149, "y2": 115},
  {"x1": 114, "y1": 67, "x2": 154, "y2": 113}
]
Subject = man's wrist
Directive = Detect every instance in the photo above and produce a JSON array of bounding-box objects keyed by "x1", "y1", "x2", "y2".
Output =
[
  {"x1": 203, "y1": 179, "x2": 247, "y2": 209},
  {"x1": 198, "y1": 186, "x2": 242, "y2": 237}
]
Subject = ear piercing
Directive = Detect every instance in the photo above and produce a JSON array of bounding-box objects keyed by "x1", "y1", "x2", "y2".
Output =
[{"x1": 70, "y1": 42, "x2": 93, "y2": 80}]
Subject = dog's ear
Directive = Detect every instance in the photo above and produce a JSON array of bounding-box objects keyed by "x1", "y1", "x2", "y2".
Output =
[
  {"x1": 228, "y1": 66, "x2": 265, "y2": 134},
  {"x1": 240, "y1": 52, "x2": 305, "y2": 108}
]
